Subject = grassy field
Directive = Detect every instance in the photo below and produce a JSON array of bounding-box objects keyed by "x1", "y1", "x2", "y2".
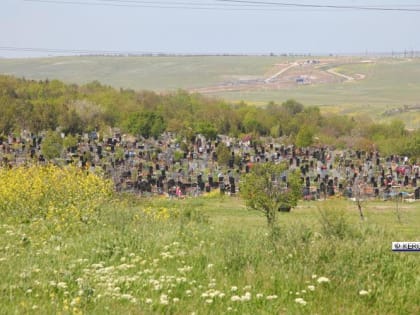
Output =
[
  {"x1": 218, "y1": 58, "x2": 420, "y2": 106},
  {"x1": 1, "y1": 55, "x2": 419, "y2": 126},
  {"x1": 1, "y1": 192, "x2": 419, "y2": 314},
  {"x1": 0, "y1": 55, "x2": 283, "y2": 91}
]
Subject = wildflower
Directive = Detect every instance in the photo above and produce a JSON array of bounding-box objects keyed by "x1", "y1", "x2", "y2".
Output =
[
  {"x1": 70, "y1": 297, "x2": 80, "y2": 307},
  {"x1": 26, "y1": 289, "x2": 32, "y2": 294},
  {"x1": 243, "y1": 285, "x2": 251, "y2": 290},
  {"x1": 205, "y1": 299, "x2": 213, "y2": 304},
  {"x1": 173, "y1": 297, "x2": 179, "y2": 303},
  {"x1": 256, "y1": 293, "x2": 264, "y2": 299},
  {"x1": 231, "y1": 286, "x2": 238, "y2": 292},
  {"x1": 185, "y1": 290, "x2": 192, "y2": 296},
  {"x1": 307, "y1": 285, "x2": 315, "y2": 291},
  {"x1": 121, "y1": 294, "x2": 134, "y2": 300},
  {"x1": 266, "y1": 295, "x2": 278, "y2": 300},
  {"x1": 359, "y1": 290, "x2": 369, "y2": 296},
  {"x1": 311, "y1": 274, "x2": 317, "y2": 279},
  {"x1": 317, "y1": 276, "x2": 330, "y2": 283},
  {"x1": 145, "y1": 298, "x2": 153, "y2": 304},
  {"x1": 218, "y1": 292, "x2": 225, "y2": 298},
  {"x1": 160, "y1": 294, "x2": 169, "y2": 305},
  {"x1": 295, "y1": 297, "x2": 307, "y2": 305},
  {"x1": 57, "y1": 282, "x2": 68, "y2": 289},
  {"x1": 241, "y1": 292, "x2": 251, "y2": 301},
  {"x1": 207, "y1": 264, "x2": 214, "y2": 269},
  {"x1": 231, "y1": 295, "x2": 241, "y2": 302}
]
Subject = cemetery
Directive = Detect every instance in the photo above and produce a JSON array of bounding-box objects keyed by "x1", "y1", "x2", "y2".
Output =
[{"x1": 1, "y1": 130, "x2": 418, "y2": 204}]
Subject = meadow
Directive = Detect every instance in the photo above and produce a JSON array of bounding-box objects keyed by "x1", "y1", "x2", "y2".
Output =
[{"x1": 1, "y1": 166, "x2": 419, "y2": 314}]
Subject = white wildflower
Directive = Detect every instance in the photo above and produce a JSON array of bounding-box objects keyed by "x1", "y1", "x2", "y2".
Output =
[
  {"x1": 231, "y1": 286, "x2": 238, "y2": 292},
  {"x1": 359, "y1": 290, "x2": 369, "y2": 296},
  {"x1": 295, "y1": 297, "x2": 307, "y2": 305},
  {"x1": 241, "y1": 292, "x2": 251, "y2": 301},
  {"x1": 317, "y1": 276, "x2": 330, "y2": 283},
  {"x1": 160, "y1": 294, "x2": 169, "y2": 305},
  {"x1": 266, "y1": 295, "x2": 278, "y2": 300},
  {"x1": 308, "y1": 285, "x2": 315, "y2": 291},
  {"x1": 57, "y1": 282, "x2": 67, "y2": 289}
]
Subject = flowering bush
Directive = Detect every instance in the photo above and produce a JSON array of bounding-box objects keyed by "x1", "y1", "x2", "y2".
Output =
[{"x1": 0, "y1": 164, "x2": 113, "y2": 227}]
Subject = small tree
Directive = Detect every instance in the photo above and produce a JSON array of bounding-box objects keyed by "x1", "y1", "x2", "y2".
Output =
[
  {"x1": 215, "y1": 142, "x2": 231, "y2": 167},
  {"x1": 240, "y1": 162, "x2": 301, "y2": 227},
  {"x1": 41, "y1": 130, "x2": 63, "y2": 160},
  {"x1": 295, "y1": 125, "x2": 314, "y2": 148}
]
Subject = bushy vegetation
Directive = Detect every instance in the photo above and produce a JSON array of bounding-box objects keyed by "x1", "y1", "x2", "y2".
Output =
[
  {"x1": 0, "y1": 164, "x2": 113, "y2": 232},
  {"x1": 0, "y1": 75, "x2": 418, "y2": 159}
]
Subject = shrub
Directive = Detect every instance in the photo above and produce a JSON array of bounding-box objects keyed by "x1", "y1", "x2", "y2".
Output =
[{"x1": 0, "y1": 164, "x2": 113, "y2": 229}]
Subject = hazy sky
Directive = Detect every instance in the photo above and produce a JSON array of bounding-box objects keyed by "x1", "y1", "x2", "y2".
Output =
[{"x1": 1, "y1": 0, "x2": 420, "y2": 57}]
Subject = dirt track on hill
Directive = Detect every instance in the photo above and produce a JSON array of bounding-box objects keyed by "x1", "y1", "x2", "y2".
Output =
[{"x1": 189, "y1": 59, "x2": 365, "y2": 95}]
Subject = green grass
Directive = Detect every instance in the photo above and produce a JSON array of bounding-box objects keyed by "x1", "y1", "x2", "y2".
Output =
[
  {"x1": 1, "y1": 195, "x2": 419, "y2": 314},
  {"x1": 0, "y1": 55, "x2": 286, "y2": 91}
]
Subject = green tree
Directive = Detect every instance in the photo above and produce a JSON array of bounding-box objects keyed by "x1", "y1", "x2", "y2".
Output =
[
  {"x1": 215, "y1": 142, "x2": 231, "y2": 167},
  {"x1": 240, "y1": 162, "x2": 301, "y2": 227},
  {"x1": 59, "y1": 108, "x2": 84, "y2": 135},
  {"x1": 295, "y1": 126, "x2": 314, "y2": 147},
  {"x1": 124, "y1": 111, "x2": 166, "y2": 139},
  {"x1": 41, "y1": 130, "x2": 63, "y2": 160},
  {"x1": 196, "y1": 122, "x2": 218, "y2": 140},
  {"x1": 282, "y1": 99, "x2": 304, "y2": 116}
]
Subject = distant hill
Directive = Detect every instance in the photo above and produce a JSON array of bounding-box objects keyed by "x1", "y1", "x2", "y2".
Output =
[{"x1": 1, "y1": 55, "x2": 419, "y2": 127}]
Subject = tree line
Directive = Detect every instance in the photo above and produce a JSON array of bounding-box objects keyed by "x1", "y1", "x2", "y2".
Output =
[{"x1": 0, "y1": 75, "x2": 418, "y2": 160}]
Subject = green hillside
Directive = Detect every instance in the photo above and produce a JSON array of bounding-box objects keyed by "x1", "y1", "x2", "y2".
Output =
[
  {"x1": 0, "y1": 55, "x2": 419, "y2": 127},
  {"x1": 0, "y1": 55, "x2": 283, "y2": 90}
]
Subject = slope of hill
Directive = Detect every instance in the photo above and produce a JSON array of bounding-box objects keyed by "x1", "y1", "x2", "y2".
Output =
[{"x1": 1, "y1": 55, "x2": 419, "y2": 127}]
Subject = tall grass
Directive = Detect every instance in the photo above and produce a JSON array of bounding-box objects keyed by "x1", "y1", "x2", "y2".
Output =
[{"x1": 0, "y1": 195, "x2": 419, "y2": 314}]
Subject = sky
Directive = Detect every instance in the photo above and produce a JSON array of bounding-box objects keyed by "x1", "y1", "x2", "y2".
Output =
[{"x1": 1, "y1": 0, "x2": 420, "y2": 57}]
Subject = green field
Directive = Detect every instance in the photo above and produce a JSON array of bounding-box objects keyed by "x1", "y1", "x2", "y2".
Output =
[
  {"x1": 218, "y1": 58, "x2": 420, "y2": 106},
  {"x1": 1, "y1": 55, "x2": 419, "y2": 127},
  {"x1": 0, "y1": 55, "x2": 282, "y2": 91},
  {"x1": 1, "y1": 193, "x2": 419, "y2": 314}
]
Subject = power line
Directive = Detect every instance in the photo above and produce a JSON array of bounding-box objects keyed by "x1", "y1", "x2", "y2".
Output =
[
  {"x1": 216, "y1": 0, "x2": 420, "y2": 12},
  {"x1": 0, "y1": 46, "x2": 167, "y2": 55},
  {"x1": 24, "y1": 0, "x2": 420, "y2": 12},
  {"x1": 23, "y1": 0, "x2": 282, "y2": 11}
]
